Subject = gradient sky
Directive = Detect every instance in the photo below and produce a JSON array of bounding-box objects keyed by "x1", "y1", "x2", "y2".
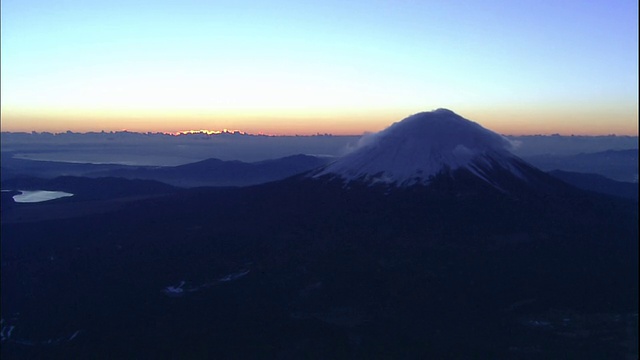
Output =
[{"x1": 1, "y1": 0, "x2": 638, "y2": 135}]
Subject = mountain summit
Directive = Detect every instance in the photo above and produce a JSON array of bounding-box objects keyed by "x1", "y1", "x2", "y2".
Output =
[{"x1": 312, "y1": 109, "x2": 543, "y2": 190}]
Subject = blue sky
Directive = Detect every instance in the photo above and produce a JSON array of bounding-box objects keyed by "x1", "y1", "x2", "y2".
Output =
[{"x1": 1, "y1": 0, "x2": 638, "y2": 135}]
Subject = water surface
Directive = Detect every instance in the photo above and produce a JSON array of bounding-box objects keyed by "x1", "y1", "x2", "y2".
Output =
[{"x1": 13, "y1": 190, "x2": 74, "y2": 203}]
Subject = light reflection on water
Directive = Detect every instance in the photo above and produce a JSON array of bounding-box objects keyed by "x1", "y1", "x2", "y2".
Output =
[{"x1": 12, "y1": 190, "x2": 74, "y2": 203}]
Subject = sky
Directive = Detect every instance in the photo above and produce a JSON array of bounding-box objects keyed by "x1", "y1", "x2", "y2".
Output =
[{"x1": 1, "y1": 0, "x2": 638, "y2": 135}]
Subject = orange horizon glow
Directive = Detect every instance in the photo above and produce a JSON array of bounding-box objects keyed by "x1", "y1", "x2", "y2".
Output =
[
  {"x1": 169, "y1": 129, "x2": 247, "y2": 136},
  {"x1": 3, "y1": 2, "x2": 637, "y2": 139},
  {"x1": 1, "y1": 106, "x2": 638, "y2": 137}
]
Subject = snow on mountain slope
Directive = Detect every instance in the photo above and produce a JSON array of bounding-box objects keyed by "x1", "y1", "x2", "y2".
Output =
[{"x1": 312, "y1": 109, "x2": 530, "y2": 187}]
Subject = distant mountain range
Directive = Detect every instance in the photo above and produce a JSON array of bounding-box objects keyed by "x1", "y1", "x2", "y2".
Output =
[
  {"x1": 1, "y1": 154, "x2": 332, "y2": 187},
  {"x1": 548, "y1": 170, "x2": 638, "y2": 201},
  {"x1": 2, "y1": 129, "x2": 637, "y2": 202},
  {"x1": 523, "y1": 149, "x2": 638, "y2": 183},
  {"x1": 88, "y1": 154, "x2": 331, "y2": 187}
]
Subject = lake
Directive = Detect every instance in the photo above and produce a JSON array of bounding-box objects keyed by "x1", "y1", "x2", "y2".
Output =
[{"x1": 12, "y1": 190, "x2": 74, "y2": 203}]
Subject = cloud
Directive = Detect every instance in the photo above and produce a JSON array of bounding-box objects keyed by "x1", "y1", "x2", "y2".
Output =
[
  {"x1": 341, "y1": 131, "x2": 382, "y2": 156},
  {"x1": 505, "y1": 138, "x2": 523, "y2": 150}
]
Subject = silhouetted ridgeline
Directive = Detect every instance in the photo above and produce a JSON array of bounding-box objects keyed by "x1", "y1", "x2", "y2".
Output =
[{"x1": 1, "y1": 174, "x2": 637, "y2": 358}]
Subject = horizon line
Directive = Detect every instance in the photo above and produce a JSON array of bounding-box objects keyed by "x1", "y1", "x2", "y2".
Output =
[{"x1": 1, "y1": 129, "x2": 638, "y2": 138}]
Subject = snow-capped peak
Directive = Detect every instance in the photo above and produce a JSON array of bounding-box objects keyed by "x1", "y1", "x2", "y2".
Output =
[{"x1": 312, "y1": 109, "x2": 525, "y2": 187}]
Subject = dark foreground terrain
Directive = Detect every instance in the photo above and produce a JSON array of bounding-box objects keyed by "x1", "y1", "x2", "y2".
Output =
[{"x1": 1, "y1": 176, "x2": 637, "y2": 359}]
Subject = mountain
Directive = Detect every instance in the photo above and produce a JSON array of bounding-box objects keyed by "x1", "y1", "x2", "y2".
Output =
[
  {"x1": 548, "y1": 169, "x2": 638, "y2": 201},
  {"x1": 0, "y1": 152, "x2": 133, "y2": 182},
  {"x1": 311, "y1": 109, "x2": 572, "y2": 197},
  {"x1": 1, "y1": 153, "x2": 332, "y2": 188},
  {"x1": 524, "y1": 149, "x2": 638, "y2": 183},
  {"x1": 91, "y1": 154, "x2": 331, "y2": 187},
  {"x1": 1, "y1": 110, "x2": 637, "y2": 359}
]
